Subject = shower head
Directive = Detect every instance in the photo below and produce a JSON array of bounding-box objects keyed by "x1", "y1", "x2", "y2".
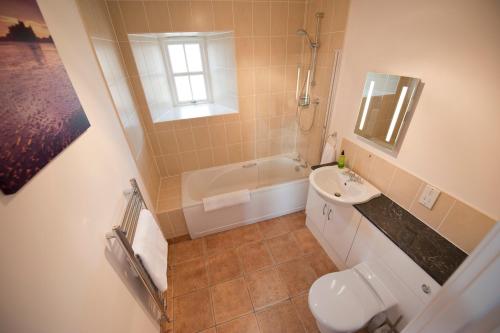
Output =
[{"x1": 296, "y1": 29, "x2": 314, "y2": 47}]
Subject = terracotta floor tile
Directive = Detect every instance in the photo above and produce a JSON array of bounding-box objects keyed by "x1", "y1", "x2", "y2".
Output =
[
  {"x1": 292, "y1": 294, "x2": 320, "y2": 333},
  {"x1": 293, "y1": 228, "x2": 322, "y2": 254},
  {"x1": 165, "y1": 266, "x2": 174, "y2": 299},
  {"x1": 230, "y1": 224, "x2": 263, "y2": 245},
  {"x1": 277, "y1": 258, "x2": 317, "y2": 297},
  {"x1": 245, "y1": 267, "x2": 289, "y2": 310},
  {"x1": 173, "y1": 257, "x2": 209, "y2": 297},
  {"x1": 211, "y1": 278, "x2": 253, "y2": 324},
  {"x1": 266, "y1": 233, "x2": 303, "y2": 264},
  {"x1": 238, "y1": 240, "x2": 274, "y2": 273},
  {"x1": 173, "y1": 239, "x2": 204, "y2": 264},
  {"x1": 256, "y1": 301, "x2": 305, "y2": 333},
  {"x1": 282, "y1": 211, "x2": 306, "y2": 231},
  {"x1": 174, "y1": 289, "x2": 214, "y2": 333},
  {"x1": 216, "y1": 313, "x2": 260, "y2": 333},
  {"x1": 258, "y1": 217, "x2": 289, "y2": 239},
  {"x1": 205, "y1": 231, "x2": 235, "y2": 255},
  {"x1": 207, "y1": 249, "x2": 243, "y2": 285},
  {"x1": 199, "y1": 329, "x2": 216, "y2": 333},
  {"x1": 304, "y1": 250, "x2": 338, "y2": 277}
]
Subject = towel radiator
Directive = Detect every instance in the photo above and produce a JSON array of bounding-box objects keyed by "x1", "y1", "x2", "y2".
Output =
[{"x1": 106, "y1": 179, "x2": 169, "y2": 324}]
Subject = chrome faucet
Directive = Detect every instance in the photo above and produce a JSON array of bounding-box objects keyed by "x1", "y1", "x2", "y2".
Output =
[{"x1": 343, "y1": 170, "x2": 363, "y2": 183}]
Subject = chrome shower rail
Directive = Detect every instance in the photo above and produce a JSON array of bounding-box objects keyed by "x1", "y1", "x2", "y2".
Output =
[{"x1": 106, "y1": 179, "x2": 169, "y2": 324}]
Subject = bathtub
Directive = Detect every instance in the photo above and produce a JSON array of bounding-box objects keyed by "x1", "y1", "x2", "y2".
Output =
[{"x1": 182, "y1": 154, "x2": 310, "y2": 238}]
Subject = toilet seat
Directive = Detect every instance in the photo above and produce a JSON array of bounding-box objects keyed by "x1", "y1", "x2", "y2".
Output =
[{"x1": 308, "y1": 262, "x2": 397, "y2": 333}]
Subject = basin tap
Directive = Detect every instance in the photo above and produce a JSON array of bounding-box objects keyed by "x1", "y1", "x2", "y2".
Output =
[{"x1": 343, "y1": 170, "x2": 363, "y2": 183}]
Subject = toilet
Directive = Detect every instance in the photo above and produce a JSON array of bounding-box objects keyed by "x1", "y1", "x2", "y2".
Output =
[{"x1": 308, "y1": 261, "x2": 398, "y2": 333}]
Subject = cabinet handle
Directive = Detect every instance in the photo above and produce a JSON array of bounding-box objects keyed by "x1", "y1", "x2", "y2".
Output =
[
  {"x1": 322, "y1": 204, "x2": 327, "y2": 215},
  {"x1": 328, "y1": 209, "x2": 332, "y2": 220}
]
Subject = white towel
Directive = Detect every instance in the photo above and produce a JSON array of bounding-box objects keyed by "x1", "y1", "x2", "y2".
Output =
[
  {"x1": 202, "y1": 189, "x2": 250, "y2": 212},
  {"x1": 320, "y1": 138, "x2": 336, "y2": 164},
  {"x1": 132, "y1": 209, "x2": 168, "y2": 292}
]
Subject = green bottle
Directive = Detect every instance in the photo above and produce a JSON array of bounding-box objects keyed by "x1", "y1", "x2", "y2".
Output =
[{"x1": 338, "y1": 150, "x2": 345, "y2": 169}]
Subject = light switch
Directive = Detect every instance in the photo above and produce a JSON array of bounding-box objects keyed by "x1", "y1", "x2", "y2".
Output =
[{"x1": 418, "y1": 184, "x2": 441, "y2": 209}]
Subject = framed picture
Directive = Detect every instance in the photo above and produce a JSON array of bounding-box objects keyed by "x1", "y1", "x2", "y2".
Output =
[{"x1": 0, "y1": 0, "x2": 90, "y2": 194}]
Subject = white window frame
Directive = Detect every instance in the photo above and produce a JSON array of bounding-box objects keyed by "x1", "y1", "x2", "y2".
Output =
[{"x1": 161, "y1": 37, "x2": 213, "y2": 107}]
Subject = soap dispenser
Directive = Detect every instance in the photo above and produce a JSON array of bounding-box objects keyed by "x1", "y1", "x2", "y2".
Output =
[{"x1": 338, "y1": 150, "x2": 345, "y2": 169}]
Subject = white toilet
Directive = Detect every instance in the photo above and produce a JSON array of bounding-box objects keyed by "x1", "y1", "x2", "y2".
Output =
[{"x1": 308, "y1": 261, "x2": 398, "y2": 333}]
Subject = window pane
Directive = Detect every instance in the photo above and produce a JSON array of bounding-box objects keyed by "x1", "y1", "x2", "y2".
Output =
[
  {"x1": 174, "y1": 75, "x2": 192, "y2": 102},
  {"x1": 185, "y1": 43, "x2": 203, "y2": 72},
  {"x1": 168, "y1": 44, "x2": 187, "y2": 74},
  {"x1": 190, "y1": 74, "x2": 207, "y2": 100}
]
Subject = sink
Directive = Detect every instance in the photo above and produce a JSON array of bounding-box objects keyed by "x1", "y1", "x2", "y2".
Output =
[{"x1": 309, "y1": 166, "x2": 381, "y2": 205}]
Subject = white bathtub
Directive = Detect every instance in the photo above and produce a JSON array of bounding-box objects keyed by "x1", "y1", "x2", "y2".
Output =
[{"x1": 182, "y1": 154, "x2": 310, "y2": 238}]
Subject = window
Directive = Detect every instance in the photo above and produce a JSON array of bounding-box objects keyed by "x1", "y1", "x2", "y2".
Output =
[{"x1": 164, "y1": 39, "x2": 210, "y2": 105}]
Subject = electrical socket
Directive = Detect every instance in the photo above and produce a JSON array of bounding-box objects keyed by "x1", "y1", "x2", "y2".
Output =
[{"x1": 418, "y1": 184, "x2": 441, "y2": 209}]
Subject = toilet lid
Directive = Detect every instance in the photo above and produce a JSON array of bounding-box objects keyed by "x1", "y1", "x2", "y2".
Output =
[{"x1": 308, "y1": 270, "x2": 384, "y2": 332}]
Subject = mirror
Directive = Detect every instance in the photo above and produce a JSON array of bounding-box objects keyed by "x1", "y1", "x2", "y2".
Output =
[
  {"x1": 354, "y1": 72, "x2": 420, "y2": 151},
  {"x1": 128, "y1": 32, "x2": 238, "y2": 123}
]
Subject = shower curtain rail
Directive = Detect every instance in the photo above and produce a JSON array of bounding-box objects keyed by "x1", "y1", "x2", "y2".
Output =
[{"x1": 106, "y1": 179, "x2": 169, "y2": 324}]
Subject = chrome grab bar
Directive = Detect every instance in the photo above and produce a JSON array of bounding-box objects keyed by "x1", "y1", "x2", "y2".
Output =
[{"x1": 242, "y1": 162, "x2": 257, "y2": 168}]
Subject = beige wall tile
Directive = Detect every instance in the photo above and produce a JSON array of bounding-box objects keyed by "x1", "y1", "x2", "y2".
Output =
[
  {"x1": 368, "y1": 155, "x2": 396, "y2": 193},
  {"x1": 410, "y1": 191, "x2": 456, "y2": 230},
  {"x1": 119, "y1": 1, "x2": 149, "y2": 33},
  {"x1": 106, "y1": 1, "x2": 128, "y2": 41},
  {"x1": 438, "y1": 201, "x2": 496, "y2": 253},
  {"x1": 164, "y1": 155, "x2": 181, "y2": 176},
  {"x1": 193, "y1": 126, "x2": 212, "y2": 149},
  {"x1": 331, "y1": 0, "x2": 350, "y2": 32},
  {"x1": 191, "y1": 1, "x2": 215, "y2": 32},
  {"x1": 175, "y1": 128, "x2": 196, "y2": 152},
  {"x1": 242, "y1": 141, "x2": 256, "y2": 161},
  {"x1": 228, "y1": 144, "x2": 243, "y2": 163},
  {"x1": 144, "y1": 1, "x2": 171, "y2": 32},
  {"x1": 270, "y1": 37, "x2": 287, "y2": 66},
  {"x1": 254, "y1": 68, "x2": 270, "y2": 94},
  {"x1": 235, "y1": 38, "x2": 254, "y2": 68},
  {"x1": 197, "y1": 149, "x2": 214, "y2": 169},
  {"x1": 210, "y1": 124, "x2": 227, "y2": 147},
  {"x1": 213, "y1": 147, "x2": 229, "y2": 166},
  {"x1": 234, "y1": 1, "x2": 252, "y2": 37},
  {"x1": 213, "y1": 1, "x2": 234, "y2": 31},
  {"x1": 386, "y1": 168, "x2": 423, "y2": 209},
  {"x1": 158, "y1": 131, "x2": 178, "y2": 154},
  {"x1": 252, "y1": 2, "x2": 270, "y2": 36},
  {"x1": 226, "y1": 122, "x2": 243, "y2": 144},
  {"x1": 270, "y1": 2, "x2": 288, "y2": 36},
  {"x1": 237, "y1": 69, "x2": 254, "y2": 96},
  {"x1": 287, "y1": 2, "x2": 305, "y2": 34},
  {"x1": 253, "y1": 37, "x2": 270, "y2": 67},
  {"x1": 352, "y1": 146, "x2": 373, "y2": 180},
  {"x1": 168, "y1": 1, "x2": 191, "y2": 31},
  {"x1": 180, "y1": 151, "x2": 200, "y2": 171}
]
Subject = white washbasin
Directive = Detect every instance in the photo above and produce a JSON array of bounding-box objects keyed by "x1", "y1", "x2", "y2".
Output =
[{"x1": 309, "y1": 166, "x2": 381, "y2": 205}]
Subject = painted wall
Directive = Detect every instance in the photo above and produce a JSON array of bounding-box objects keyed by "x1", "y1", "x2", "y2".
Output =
[
  {"x1": 329, "y1": 0, "x2": 500, "y2": 221},
  {"x1": 78, "y1": 0, "x2": 161, "y2": 204},
  {"x1": 0, "y1": 0, "x2": 158, "y2": 332}
]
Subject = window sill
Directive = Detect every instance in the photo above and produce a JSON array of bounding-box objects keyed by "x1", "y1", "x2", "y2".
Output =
[{"x1": 152, "y1": 103, "x2": 238, "y2": 123}]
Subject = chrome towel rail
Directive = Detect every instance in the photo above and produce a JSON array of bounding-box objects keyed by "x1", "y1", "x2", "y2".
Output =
[{"x1": 106, "y1": 179, "x2": 169, "y2": 324}]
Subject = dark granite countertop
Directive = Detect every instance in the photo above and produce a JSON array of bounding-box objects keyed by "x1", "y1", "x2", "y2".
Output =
[{"x1": 354, "y1": 195, "x2": 467, "y2": 285}]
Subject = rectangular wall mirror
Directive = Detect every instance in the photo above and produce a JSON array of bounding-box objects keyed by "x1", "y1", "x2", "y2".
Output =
[{"x1": 354, "y1": 72, "x2": 420, "y2": 151}]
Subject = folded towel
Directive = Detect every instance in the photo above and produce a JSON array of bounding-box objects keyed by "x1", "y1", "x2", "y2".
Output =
[
  {"x1": 320, "y1": 137, "x2": 336, "y2": 164},
  {"x1": 132, "y1": 209, "x2": 168, "y2": 292},
  {"x1": 202, "y1": 189, "x2": 251, "y2": 212}
]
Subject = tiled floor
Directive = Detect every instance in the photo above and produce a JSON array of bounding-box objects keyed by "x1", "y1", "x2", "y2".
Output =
[{"x1": 162, "y1": 211, "x2": 339, "y2": 333}]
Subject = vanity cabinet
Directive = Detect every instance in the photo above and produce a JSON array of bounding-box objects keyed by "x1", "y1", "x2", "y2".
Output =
[{"x1": 305, "y1": 185, "x2": 362, "y2": 263}]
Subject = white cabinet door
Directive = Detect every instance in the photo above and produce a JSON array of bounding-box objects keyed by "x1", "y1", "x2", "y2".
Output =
[
  {"x1": 305, "y1": 185, "x2": 328, "y2": 233},
  {"x1": 323, "y1": 204, "x2": 362, "y2": 262}
]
